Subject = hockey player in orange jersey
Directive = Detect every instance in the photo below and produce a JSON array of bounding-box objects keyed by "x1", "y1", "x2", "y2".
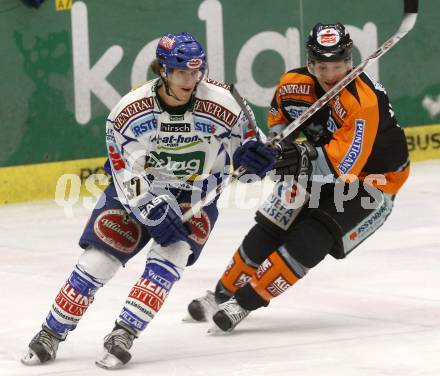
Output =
[{"x1": 186, "y1": 22, "x2": 410, "y2": 331}]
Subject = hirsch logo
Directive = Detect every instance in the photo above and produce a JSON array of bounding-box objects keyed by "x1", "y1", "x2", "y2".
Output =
[
  {"x1": 318, "y1": 28, "x2": 340, "y2": 46},
  {"x1": 148, "y1": 151, "x2": 205, "y2": 177},
  {"x1": 159, "y1": 36, "x2": 175, "y2": 50},
  {"x1": 187, "y1": 59, "x2": 203, "y2": 69},
  {"x1": 160, "y1": 123, "x2": 191, "y2": 132}
]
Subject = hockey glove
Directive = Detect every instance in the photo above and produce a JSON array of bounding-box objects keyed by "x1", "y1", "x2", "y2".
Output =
[
  {"x1": 274, "y1": 140, "x2": 318, "y2": 181},
  {"x1": 141, "y1": 195, "x2": 189, "y2": 247},
  {"x1": 233, "y1": 140, "x2": 278, "y2": 178}
]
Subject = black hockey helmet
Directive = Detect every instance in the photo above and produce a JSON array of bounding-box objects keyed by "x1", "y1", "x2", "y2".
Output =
[{"x1": 307, "y1": 22, "x2": 353, "y2": 62}]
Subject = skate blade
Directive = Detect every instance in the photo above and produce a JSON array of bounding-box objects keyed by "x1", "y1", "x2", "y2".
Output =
[
  {"x1": 182, "y1": 314, "x2": 199, "y2": 323},
  {"x1": 207, "y1": 325, "x2": 229, "y2": 336},
  {"x1": 21, "y1": 349, "x2": 42, "y2": 366},
  {"x1": 95, "y1": 351, "x2": 124, "y2": 370},
  {"x1": 182, "y1": 313, "x2": 210, "y2": 323}
]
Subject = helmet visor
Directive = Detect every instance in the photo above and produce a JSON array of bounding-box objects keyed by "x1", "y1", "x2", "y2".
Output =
[{"x1": 166, "y1": 68, "x2": 205, "y2": 86}]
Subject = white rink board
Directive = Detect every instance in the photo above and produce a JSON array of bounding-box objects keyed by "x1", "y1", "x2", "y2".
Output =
[{"x1": 1, "y1": 160, "x2": 440, "y2": 376}]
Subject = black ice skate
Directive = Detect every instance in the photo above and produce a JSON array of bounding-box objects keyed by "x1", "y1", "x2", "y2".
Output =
[
  {"x1": 212, "y1": 297, "x2": 250, "y2": 332},
  {"x1": 95, "y1": 324, "x2": 136, "y2": 369},
  {"x1": 21, "y1": 327, "x2": 63, "y2": 365},
  {"x1": 185, "y1": 290, "x2": 218, "y2": 322}
]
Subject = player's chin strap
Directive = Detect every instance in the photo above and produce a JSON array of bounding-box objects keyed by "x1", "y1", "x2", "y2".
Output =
[
  {"x1": 161, "y1": 73, "x2": 183, "y2": 103},
  {"x1": 181, "y1": 0, "x2": 419, "y2": 223}
]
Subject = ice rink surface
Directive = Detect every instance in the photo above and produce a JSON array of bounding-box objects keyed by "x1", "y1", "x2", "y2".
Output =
[{"x1": 1, "y1": 160, "x2": 439, "y2": 376}]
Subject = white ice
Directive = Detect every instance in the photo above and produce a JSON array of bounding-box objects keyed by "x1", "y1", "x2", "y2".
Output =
[{"x1": 1, "y1": 160, "x2": 439, "y2": 376}]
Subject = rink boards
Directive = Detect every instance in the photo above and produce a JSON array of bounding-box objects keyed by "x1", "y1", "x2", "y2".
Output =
[{"x1": 0, "y1": 124, "x2": 439, "y2": 205}]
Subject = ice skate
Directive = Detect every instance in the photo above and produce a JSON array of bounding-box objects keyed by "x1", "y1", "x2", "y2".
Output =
[
  {"x1": 21, "y1": 327, "x2": 63, "y2": 365},
  {"x1": 212, "y1": 297, "x2": 250, "y2": 332},
  {"x1": 184, "y1": 290, "x2": 218, "y2": 322},
  {"x1": 95, "y1": 324, "x2": 136, "y2": 369}
]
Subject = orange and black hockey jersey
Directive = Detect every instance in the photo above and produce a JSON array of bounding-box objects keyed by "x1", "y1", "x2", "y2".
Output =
[{"x1": 268, "y1": 67, "x2": 410, "y2": 195}]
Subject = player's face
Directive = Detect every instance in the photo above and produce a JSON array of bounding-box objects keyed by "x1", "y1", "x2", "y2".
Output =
[
  {"x1": 166, "y1": 68, "x2": 204, "y2": 102},
  {"x1": 311, "y1": 60, "x2": 351, "y2": 92}
]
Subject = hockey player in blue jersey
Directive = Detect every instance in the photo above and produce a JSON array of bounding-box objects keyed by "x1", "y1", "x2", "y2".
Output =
[{"x1": 21, "y1": 32, "x2": 277, "y2": 369}]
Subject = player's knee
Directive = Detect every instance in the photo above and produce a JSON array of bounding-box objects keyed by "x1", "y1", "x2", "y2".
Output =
[
  {"x1": 283, "y1": 218, "x2": 335, "y2": 268},
  {"x1": 77, "y1": 247, "x2": 122, "y2": 285},
  {"x1": 147, "y1": 240, "x2": 192, "y2": 281},
  {"x1": 241, "y1": 222, "x2": 283, "y2": 265}
]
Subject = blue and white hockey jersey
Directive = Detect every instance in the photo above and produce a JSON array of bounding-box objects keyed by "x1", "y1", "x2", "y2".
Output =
[{"x1": 105, "y1": 77, "x2": 263, "y2": 214}]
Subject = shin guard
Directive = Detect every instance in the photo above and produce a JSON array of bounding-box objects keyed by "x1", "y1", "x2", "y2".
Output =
[
  {"x1": 45, "y1": 248, "x2": 121, "y2": 338},
  {"x1": 117, "y1": 241, "x2": 190, "y2": 336},
  {"x1": 217, "y1": 246, "x2": 259, "y2": 299},
  {"x1": 46, "y1": 267, "x2": 102, "y2": 338},
  {"x1": 249, "y1": 248, "x2": 305, "y2": 303}
]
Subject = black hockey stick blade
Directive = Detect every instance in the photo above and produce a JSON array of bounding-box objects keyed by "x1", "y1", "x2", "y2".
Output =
[{"x1": 404, "y1": 0, "x2": 418, "y2": 13}]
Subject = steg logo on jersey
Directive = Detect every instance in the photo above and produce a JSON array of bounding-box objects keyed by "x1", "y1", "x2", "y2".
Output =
[
  {"x1": 160, "y1": 122, "x2": 191, "y2": 132},
  {"x1": 147, "y1": 151, "x2": 205, "y2": 177}
]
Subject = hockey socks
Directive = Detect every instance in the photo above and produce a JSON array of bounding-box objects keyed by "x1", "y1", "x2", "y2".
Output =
[
  {"x1": 43, "y1": 248, "x2": 121, "y2": 339},
  {"x1": 117, "y1": 258, "x2": 180, "y2": 335},
  {"x1": 216, "y1": 246, "x2": 259, "y2": 301},
  {"x1": 116, "y1": 241, "x2": 191, "y2": 336},
  {"x1": 236, "y1": 247, "x2": 307, "y2": 310},
  {"x1": 45, "y1": 265, "x2": 102, "y2": 338}
]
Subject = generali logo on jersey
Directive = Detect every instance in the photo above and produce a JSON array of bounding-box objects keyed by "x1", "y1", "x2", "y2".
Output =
[
  {"x1": 114, "y1": 97, "x2": 155, "y2": 131},
  {"x1": 331, "y1": 95, "x2": 347, "y2": 121},
  {"x1": 194, "y1": 99, "x2": 237, "y2": 127},
  {"x1": 279, "y1": 84, "x2": 311, "y2": 96}
]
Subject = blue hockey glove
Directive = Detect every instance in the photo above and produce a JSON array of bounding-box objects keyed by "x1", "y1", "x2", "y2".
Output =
[
  {"x1": 233, "y1": 140, "x2": 278, "y2": 178},
  {"x1": 140, "y1": 195, "x2": 189, "y2": 247}
]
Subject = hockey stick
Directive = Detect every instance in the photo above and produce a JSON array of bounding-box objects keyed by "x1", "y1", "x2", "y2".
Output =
[
  {"x1": 268, "y1": 0, "x2": 419, "y2": 148},
  {"x1": 182, "y1": 85, "x2": 258, "y2": 222},
  {"x1": 182, "y1": 0, "x2": 419, "y2": 222}
]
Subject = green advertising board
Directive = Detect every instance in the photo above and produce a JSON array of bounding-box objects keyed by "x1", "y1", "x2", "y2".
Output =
[{"x1": 1, "y1": 0, "x2": 439, "y2": 168}]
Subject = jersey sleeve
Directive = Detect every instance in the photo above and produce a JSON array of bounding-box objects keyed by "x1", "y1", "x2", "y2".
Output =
[
  {"x1": 228, "y1": 98, "x2": 266, "y2": 155},
  {"x1": 106, "y1": 107, "x2": 153, "y2": 212},
  {"x1": 267, "y1": 74, "x2": 290, "y2": 129},
  {"x1": 321, "y1": 89, "x2": 380, "y2": 178}
]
